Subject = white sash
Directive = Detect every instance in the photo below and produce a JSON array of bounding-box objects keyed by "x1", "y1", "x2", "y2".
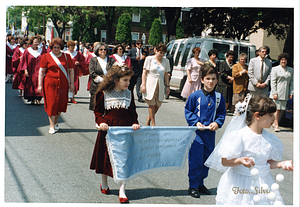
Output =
[
  {"x1": 97, "y1": 57, "x2": 108, "y2": 75},
  {"x1": 28, "y1": 47, "x2": 42, "y2": 58},
  {"x1": 50, "y1": 52, "x2": 70, "y2": 83},
  {"x1": 113, "y1": 54, "x2": 126, "y2": 63}
]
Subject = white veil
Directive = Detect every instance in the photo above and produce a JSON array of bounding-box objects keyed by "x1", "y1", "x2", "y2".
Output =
[{"x1": 205, "y1": 93, "x2": 251, "y2": 173}]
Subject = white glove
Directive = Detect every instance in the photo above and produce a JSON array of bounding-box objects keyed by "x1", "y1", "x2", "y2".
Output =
[{"x1": 94, "y1": 76, "x2": 103, "y2": 83}]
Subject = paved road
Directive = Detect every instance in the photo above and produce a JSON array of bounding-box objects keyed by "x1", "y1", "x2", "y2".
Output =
[{"x1": 5, "y1": 76, "x2": 295, "y2": 205}]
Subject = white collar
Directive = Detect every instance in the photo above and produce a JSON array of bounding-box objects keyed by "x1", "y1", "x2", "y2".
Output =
[
  {"x1": 28, "y1": 47, "x2": 42, "y2": 58},
  {"x1": 65, "y1": 50, "x2": 78, "y2": 59},
  {"x1": 7, "y1": 42, "x2": 16, "y2": 50},
  {"x1": 19, "y1": 47, "x2": 25, "y2": 53}
]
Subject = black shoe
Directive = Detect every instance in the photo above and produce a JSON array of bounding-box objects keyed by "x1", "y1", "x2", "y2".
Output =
[
  {"x1": 198, "y1": 185, "x2": 211, "y2": 195},
  {"x1": 138, "y1": 98, "x2": 145, "y2": 103},
  {"x1": 188, "y1": 188, "x2": 200, "y2": 198}
]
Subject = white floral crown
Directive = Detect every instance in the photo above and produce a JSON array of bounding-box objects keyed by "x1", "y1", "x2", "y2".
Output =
[{"x1": 233, "y1": 93, "x2": 251, "y2": 117}]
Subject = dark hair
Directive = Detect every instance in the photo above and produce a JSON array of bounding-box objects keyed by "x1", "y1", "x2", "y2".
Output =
[
  {"x1": 94, "y1": 42, "x2": 109, "y2": 57},
  {"x1": 98, "y1": 64, "x2": 134, "y2": 92},
  {"x1": 136, "y1": 39, "x2": 143, "y2": 44},
  {"x1": 208, "y1": 49, "x2": 218, "y2": 57},
  {"x1": 113, "y1": 44, "x2": 125, "y2": 54},
  {"x1": 201, "y1": 64, "x2": 218, "y2": 79},
  {"x1": 29, "y1": 36, "x2": 39, "y2": 45},
  {"x1": 20, "y1": 37, "x2": 28, "y2": 47},
  {"x1": 278, "y1": 53, "x2": 289, "y2": 62},
  {"x1": 246, "y1": 94, "x2": 276, "y2": 126},
  {"x1": 192, "y1": 47, "x2": 201, "y2": 54},
  {"x1": 156, "y1": 44, "x2": 167, "y2": 53},
  {"x1": 7, "y1": 36, "x2": 15, "y2": 42},
  {"x1": 49, "y1": 37, "x2": 64, "y2": 50},
  {"x1": 226, "y1": 50, "x2": 235, "y2": 58}
]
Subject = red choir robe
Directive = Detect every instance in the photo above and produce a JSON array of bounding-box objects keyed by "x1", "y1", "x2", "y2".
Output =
[
  {"x1": 19, "y1": 47, "x2": 46, "y2": 100},
  {"x1": 109, "y1": 54, "x2": 132, "y2": 69},
  {"x1": 64, "y1": 50, "x2": 86, "y2": 94},
  {"x1": 85, "y1": 52, "x2": 96, "y2": 91},
  {"x1": 6, "y1": 43, "x2": 17, "y2": 75},
  {"x1": 12, "y1": 47, "x2": 26, "y2": 90},
  {"x1": 40, "y1": 52, "x2": 73, "y2": 116}
]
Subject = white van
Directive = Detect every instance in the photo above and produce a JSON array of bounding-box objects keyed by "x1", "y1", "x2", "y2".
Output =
[{"x1": 166, "y1": 37, "x2": 256, "y2": 91}]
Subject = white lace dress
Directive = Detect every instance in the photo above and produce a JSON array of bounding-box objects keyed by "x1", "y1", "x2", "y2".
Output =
[{"x1": 215, "y1": 126, "x2": 284, "y2": 205}]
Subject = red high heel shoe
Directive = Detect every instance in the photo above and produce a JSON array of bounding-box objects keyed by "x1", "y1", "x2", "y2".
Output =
[
  {"x1": 100, "y1": 183, "x2": 110, "y2": 194},
  {"x1": 119, "y1": 197, "x2": 129, "y2": 203},
  {"x1": 70, "y1": 99, "x2": 78, "y2": 104}
]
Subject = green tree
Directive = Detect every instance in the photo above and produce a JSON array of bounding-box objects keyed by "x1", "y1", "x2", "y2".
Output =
[
  {"x1": 149, "y1": 18, "x2": 163, "y2": 45},
  {"x1": 176, "y1": 18, "x2": 184, "y2": 39},
  {"x1": 115, "y1": 13, "x2": 132, "y2": 45}
]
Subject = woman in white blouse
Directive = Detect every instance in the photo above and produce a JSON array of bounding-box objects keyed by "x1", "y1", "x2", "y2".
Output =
[
  {"x1": 141, "y1": 44, "x2": 170, "y2": 126},
  {"x1": 269, "y1": 53, "x2": 293, "y2": 132}
]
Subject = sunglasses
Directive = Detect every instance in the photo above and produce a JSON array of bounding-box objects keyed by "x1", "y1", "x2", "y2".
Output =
[
  {"x1": 99, "y1": 48, "x2": 107, "y2": 51},
  {"x1": 136, "y1": 43, "x2": 143, "y2": 45}
]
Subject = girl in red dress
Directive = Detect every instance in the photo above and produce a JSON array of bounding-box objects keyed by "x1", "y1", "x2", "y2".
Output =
[
  {"x1": 90, "y1": 64, "x2": 140, "y2": 203},
  {"x1": 65, "y1": 40, "x2": 87, "y2": 104},
  {"x1": 20, "y1": 36, "x2": 46, "y2": 105},
  {"x1": 12, "y1": 37, "x2": 29, "y2": 96},
  {"x1": 38, "y1": 38, "x2": 74, "y2": 134}
]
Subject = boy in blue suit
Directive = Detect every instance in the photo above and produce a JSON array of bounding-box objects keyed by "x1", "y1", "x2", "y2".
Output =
[{"x1": 185, "y1": 65, "x2": 226, "y2": 198}]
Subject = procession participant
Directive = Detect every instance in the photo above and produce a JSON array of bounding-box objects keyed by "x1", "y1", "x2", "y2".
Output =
[
  {"x1": 37, "y1": 37, "x2": 74, "y2": 134},
  {"x1": 90, "y1": 65, "x2": 139, "y2": 204},
  {"x1": 206, "y1": 94, "x2": 293, "y2": 205},
  {"x1": 20, "y1": 35, "x2": 46, "y2": 105},
  {"x1": 65, "y1": 40, "x2": 87, "y2": 104},
  {"x1": 6, "y1": 36, "x2": 17, "y2": 83},
  {"x1": 185, "y1": 65, "x2": 226, "y2": 198},
  {"x1": 109, "y1": 44, "x2": 132, "y2": 69},
  {"x1": 141, "y1": 44, "x2": 170, "y2": 126},
  {"x1": 89, "y1": 42, "x2": 115, "y2": 111},
  {"x1": 86, "y1": 42, "x2": 98, "y2": 91},
  {"x1": 12, "y1": 37, "x2": 29, "y2": 96}
]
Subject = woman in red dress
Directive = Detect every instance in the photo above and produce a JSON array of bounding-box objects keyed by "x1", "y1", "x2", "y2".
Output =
[
  {"x1": 38, "y1": 38, "x2": 74, "y2": 134},
  {"x1": 64, "y1": 40, "x2": 87, "y2": 103},
  {"x1": 12, "y1": 37, "x2": 29, "y2": 96},
  {"x1": 90, "y1": 65, "x2": 139, "y2": 203},
  {"x1": 6, "y1": 36, "x2": 17, "y2": 83},
  {"x1": 109, "y1": 44, "x2": 132, "y2": 69},
  {"x1": 20, "y1": 36, "x2": 46, "y2": 105}
]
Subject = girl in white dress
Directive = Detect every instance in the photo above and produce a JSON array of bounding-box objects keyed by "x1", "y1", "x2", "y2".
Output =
[{"x1": 205, "y1": 94, "x2": 293, "y2": 205}]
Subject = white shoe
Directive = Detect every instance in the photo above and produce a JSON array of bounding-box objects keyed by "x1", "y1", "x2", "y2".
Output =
[
  {"x1": 54, "y1": 124, "x2": 59, "y2": 131},
  {"x1": 49, "y1": 128, "x2": 56, "y2": 134}
]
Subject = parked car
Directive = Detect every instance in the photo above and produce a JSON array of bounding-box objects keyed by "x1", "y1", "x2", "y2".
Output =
[{"x1": 166, "y1": 37, "x2": 256, "y2": 91}]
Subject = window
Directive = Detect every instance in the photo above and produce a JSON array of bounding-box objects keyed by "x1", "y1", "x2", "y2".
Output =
[
  {"x1": 171, "y1": 43, "x2": 178, "y2": 56},
  {"x1": 132, "y1": 11, "x2": 140, "y2": 22},
  {"x1": 174, "y1": 43, "x2": 184, "y2": 66},
  {"x1": 234, "y1": 45, "x2": 249, "y2": 63},
  {"x1": 131, "y1": 32, "x2": 139, "y2": 41},
  {"x1": 181, "y1": 44, "x2": 192, "y2": 67},
  {"x1": 101, "y1": 30, "x2": 106, "y2": 42},
  {"x1": 160, "y1": 10, "x2": 166, "y2": 25},
  {"x1": 213, "y1": 43, "x2": 230, "y2": 61},
  {"x1": 166, "y1": 43, "x2": 173, "y2": 56}
]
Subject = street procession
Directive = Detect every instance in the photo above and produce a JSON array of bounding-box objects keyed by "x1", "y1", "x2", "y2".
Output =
[{"x1": 4, "y1": 3, "x2": 297, "y2": 206}]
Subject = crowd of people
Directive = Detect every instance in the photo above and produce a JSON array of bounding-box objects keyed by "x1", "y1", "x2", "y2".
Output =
[{"x1": 6, "y1": 34, "x2": 294, "y2": 204}]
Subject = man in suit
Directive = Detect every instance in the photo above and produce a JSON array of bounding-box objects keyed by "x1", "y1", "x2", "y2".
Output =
[
  {"x1": 247, "y1": 46, "x2": 272, "y2": 96},
  {"x1": 128, "y1": 39, "x2": 148, "y2": 102}
]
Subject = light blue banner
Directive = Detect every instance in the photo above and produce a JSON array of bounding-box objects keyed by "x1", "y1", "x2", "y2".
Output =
[{"x1": 106, "y1": 126, "x2": 197, "y2": 183}]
